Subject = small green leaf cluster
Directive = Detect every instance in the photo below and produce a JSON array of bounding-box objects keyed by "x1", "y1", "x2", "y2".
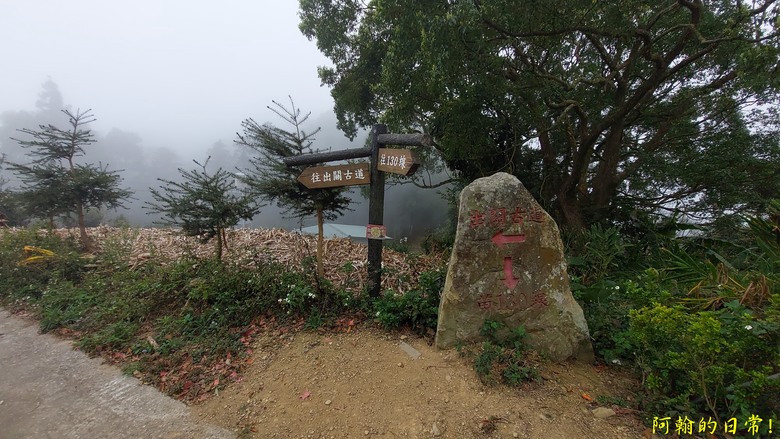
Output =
[
  {"x1": 628, "y1": 300, "x2": 780, "y2": 424},
  {"x1": 372, "y1": 267, "x2": 445, "y2": 333},
  {"x1": 473, "y1": 320, "x2": 538, "y2": 386}
]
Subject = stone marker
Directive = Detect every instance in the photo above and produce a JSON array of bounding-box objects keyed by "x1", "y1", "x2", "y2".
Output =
[
  {"x1": 435, "y1": 172, "x2": 594, "y2": 362},
  {"x1": 399, "y1": 341, "x2": 422, "y2": 360}
]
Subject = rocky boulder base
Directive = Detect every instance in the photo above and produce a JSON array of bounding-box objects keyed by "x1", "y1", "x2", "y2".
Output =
[{"x1": 435, "y1": 172, "x2": 594, "y2": 362}]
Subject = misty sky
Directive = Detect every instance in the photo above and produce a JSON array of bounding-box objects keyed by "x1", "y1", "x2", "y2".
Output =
[
  {"x1": 0, "y1": 1, "x2": 336, "y2": 152},
  {"x1": 0, "y1": 1, "x2": 453, "y2": 236}
]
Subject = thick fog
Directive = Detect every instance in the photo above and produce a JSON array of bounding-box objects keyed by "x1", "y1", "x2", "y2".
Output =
[{"x1": 0, "y1": 2, "x2": 452, "y2": 240}]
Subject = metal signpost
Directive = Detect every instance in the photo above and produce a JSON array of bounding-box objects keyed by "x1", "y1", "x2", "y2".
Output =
[{"x1": 282, "y1": 124, "x2": 430, "y2": 297}]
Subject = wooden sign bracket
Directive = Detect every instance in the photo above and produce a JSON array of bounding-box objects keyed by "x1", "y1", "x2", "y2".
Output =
[{"x1": 282, "y1": 125, "x2": 431, "y2": 297}]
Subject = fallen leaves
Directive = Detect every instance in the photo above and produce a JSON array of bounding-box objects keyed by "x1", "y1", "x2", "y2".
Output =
[
  {"x1": 47, "y1": 226, "x2": 446, "y2": 294},
  {"x1": 333, "y1": 318, "x2": 356, "y2": 333}
]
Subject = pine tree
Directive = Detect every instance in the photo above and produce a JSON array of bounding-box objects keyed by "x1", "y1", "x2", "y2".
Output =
[
  {"x1": 236, "y1": 97, "x2": 352, "y2": 277},
  {"x1": 145, "y1": 158, "x2": 260, "y2": 260},
  {"x1": 9, "y1": 109, "x2": 131, "y2": 247}
]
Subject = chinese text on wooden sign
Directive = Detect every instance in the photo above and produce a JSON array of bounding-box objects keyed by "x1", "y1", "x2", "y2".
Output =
[
  {"x1": 377, "y1": 148, "x2": 418, "y2": 176},
  {"x1": 296, "y1": 163, "x2": 370, "y2": 189}
]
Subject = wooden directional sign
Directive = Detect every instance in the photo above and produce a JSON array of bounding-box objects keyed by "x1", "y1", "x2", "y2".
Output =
[
  {"x1": 297, "y1": 163, "x2": 371, "y2": 189},
  {"x1": 377, "y1": 148, "x2": 419, "y2": 176},
  {"x1": 282, "y1": 125, "x2": 431, "y2": 298}
]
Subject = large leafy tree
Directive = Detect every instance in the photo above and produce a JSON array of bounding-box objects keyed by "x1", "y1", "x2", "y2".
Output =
[
  {"x1": 146, "y1": 158, "x2": 261, "y2": 260},
  {"x1": 9, "y1": 109, "x2": 132, "y2": 246},
  {"x1": 299, "y1": 0, "x2": 780, "y2": 230},
  {"x1": 236, "y1": 97, "x2": 352, "y2": 277}
]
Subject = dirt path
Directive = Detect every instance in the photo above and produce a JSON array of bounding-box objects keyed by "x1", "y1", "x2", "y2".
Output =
[
  {"x1": 195, "y1": 327, "x2": 648, "y2": 439},
  {"x1": 0, "y1": 309, "x2": 233, "y2": 439},
  {"x1": 0, "y1": 306, "x2": 649, "y2": 439}
]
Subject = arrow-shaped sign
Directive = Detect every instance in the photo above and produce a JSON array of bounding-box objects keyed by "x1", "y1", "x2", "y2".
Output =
[
  {"x1": 503, "y1": 257, "x2": 519, "y2": 289},
  {"x1": 493, "y1": 231, "x2": 525, "y2": 289},
  {"x1": 297, "y1": 163, "x2": 370, "y2": 189},
  {"x1": 377, "y1": 148, "x2": 419, "y2": 176},
  {"x1": 491, "y1": 232, "x2": 526, "y2": 246}
]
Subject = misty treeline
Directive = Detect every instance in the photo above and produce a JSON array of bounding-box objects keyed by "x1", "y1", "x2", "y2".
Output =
[{"x1": 0, "y1": 80, "x2": 450, "y2": 238}]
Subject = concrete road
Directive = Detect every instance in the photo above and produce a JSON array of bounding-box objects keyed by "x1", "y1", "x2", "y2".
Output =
[{"x1": 0, "y1": 309, "x2": 234, "y2": 439}]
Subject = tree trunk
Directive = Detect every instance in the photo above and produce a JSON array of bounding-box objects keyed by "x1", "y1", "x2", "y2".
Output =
[
  {"x1": 557, "y1": 190, "x2": 586, "y2": 233},
  {"x1": 316, "y1": 207, "x2": 324, "y2": 279},
  {"x1": 591, "y1": 125, "x2": 624, "y2": 217},
  {"x1": 76, "y1": 201, "x2": 91, "y2": 251},
  {"x1": 216, "y1": 227, "x2": 223, "y2": 260},
  {"x1": 538, "y1": 128, "x2": 559, "y2": 204}
]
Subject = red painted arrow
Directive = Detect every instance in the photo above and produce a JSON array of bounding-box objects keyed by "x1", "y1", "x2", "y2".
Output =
[
  {"x1": 492, "y1": 231, "x2": 526, "y2": 246},
  {"x1": 503, "y1": 257, "x2": 519, "y2": 289}
]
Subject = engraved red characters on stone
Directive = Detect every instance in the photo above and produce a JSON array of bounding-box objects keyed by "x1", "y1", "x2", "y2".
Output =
[
  {"x1": 530, "y1": 208, "x2": 546, "y2": 223},
  {"x1": 469, "y1": 209, "x2": 486, "y2": 228},
  {"x1": 476, "y1": 294, "x2": 493, "y2": 310},
  {"x1": 489, "y1": 207, "x2": 507, "y2": 226},
  {"x1": 471, "y1": 206, "x2": 544, "y2": 229},
  {"x1": 511, "y1": 207, "x2": 526, "y2": 225},
  {"x1": 531, "y1": 291, "x2": 549, "y2": 307}
]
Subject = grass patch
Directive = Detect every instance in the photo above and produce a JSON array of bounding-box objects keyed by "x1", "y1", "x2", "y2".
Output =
[
  {"x1": 464, "y1": 319, "x2": 539, "y2": 386},
  {"x1": 372, "y1": 267, "x2": 444, "y2": 334},
  {"x1": 0, "y1": 228, "x2": 386, "y2": 402}
]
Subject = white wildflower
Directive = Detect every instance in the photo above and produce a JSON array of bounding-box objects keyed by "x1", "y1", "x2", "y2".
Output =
[{"x1": 745, "y1": 325, "x2": 753, "y2": 331}]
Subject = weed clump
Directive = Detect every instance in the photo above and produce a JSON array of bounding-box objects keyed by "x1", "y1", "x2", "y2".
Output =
[
  {"x1": 468, "y1": 319, "x2": 539, "y2": 386},
  {"x1": 372, "y1": 267, "x2": 445, "y2": 334}
]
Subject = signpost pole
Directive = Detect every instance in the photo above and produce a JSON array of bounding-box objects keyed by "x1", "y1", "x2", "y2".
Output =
[
  {"x1": 283, "y1": 125, "x2": 430, "y2": 298},
  {"x1": 368, "y1": 124, "x2": 388, "y2": 298}
]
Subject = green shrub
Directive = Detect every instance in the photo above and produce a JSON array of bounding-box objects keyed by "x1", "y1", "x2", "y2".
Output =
[
  {"x1": 569, "y1": 205, "x2": 780, "y2": 433},
  {"x1": 627, "y1": 300, "x2": 780, "y2": 423},
  {"x1": 373, "y1": 267, "x2": 445, "y2": 332},
  {"x1": 0, "y1": 228, "x2": 86, "y2": 304},
  {"x1": 567, "y1": 224, "x2": 632, "y2": 286},
  {"x1": 385, "y1": 237, "x2": 410, "y2": 254},
  {"x1": 578, "y1": 271, "x2": 673, "y2": 361},
  {"x1": 472, "y1": 319, "x2": 538, "y2": 386},
  {"x1": 422, "y1": 224, "x2": 455, "y2": 254}
]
